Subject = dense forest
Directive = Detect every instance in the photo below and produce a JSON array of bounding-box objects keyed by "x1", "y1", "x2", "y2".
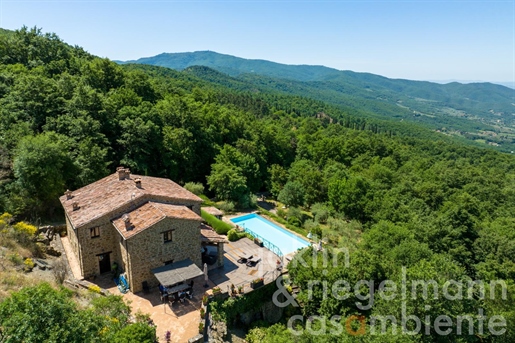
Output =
[
  {"x1": 0, "y1": 27, "x2": 514, "y2": 342},
  {"x1": 119, "y1": 50, "x2": 515, "y2": 150}
]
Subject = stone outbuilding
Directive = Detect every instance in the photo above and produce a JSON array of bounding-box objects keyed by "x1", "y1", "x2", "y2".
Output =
[
  {"x1": 60, "y1": 167, "x2": 205, "y2": 293},
  {"x1": 202, "y1": 206, "x2": 224, "y2": 220}
]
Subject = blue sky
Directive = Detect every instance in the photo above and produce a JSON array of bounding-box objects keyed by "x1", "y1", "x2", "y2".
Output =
[{"x1": 0, "y1": 0, "x2": 513, "y2": 82}]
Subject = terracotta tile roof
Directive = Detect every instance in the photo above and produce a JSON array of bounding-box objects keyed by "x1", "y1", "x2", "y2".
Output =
[
  {"x1": 200, "y1": 223, "x2": 228, "y2": 243},
  {"x1": 59, "y1": 171, "x2": 202, "y2": 229},
  {"x1": 202, "y1": 206, "x2": 223, "y2": 216},
  {"x1": 112, "y1": 202, "x2": 202, "y2": 239}
]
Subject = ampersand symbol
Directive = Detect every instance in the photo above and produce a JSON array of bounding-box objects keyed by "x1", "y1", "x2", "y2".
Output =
[{"x1": 272, "y1": 275, "x2": 299, "y2": 308}]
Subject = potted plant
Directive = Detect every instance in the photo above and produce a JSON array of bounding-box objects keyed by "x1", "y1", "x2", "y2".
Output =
[
  {"x1": 251, "y1": 277, "x2": 264, "y2": 289},
  {"x1": 237, "y1": 285, "x2": 243, "y2": 294},
  {"x1": 212, "y1": 286, "x2": 221, "y2": 295},
  {"x1": 200, "y1": 307, "x2": 205, "y2": 318}
]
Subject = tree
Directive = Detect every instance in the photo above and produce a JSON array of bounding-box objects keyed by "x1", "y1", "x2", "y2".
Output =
[
  {"x1": 12, "y1": 132, "x2": 76, "y2": 215},
  {"x1": 0, "y1": 283, "x2": 101, "y2": 343},
  {"x1": 117, "y1": 115, "x2": 160, "y2": 175},
  {"x1": 162, "y1": 126, "x2": 194, "y2": 181},
  {"x1": 183, "y1": 182, "x2": 205, "y2": 196},
  {"x1": 213, "y1": 144, "x2": 261, "y2": 192},
  {"x1": 328, "y1": 176, "x2": 371, "y2": 221},
  {"x1": 113, "y1": 323, "x2": 156, "y2": 343},
  {"x1": 268, "y1": 164, "x2": 288, "y2": 198},
  {"x1": 310, "y1": 202, "x2": 329, "y2": 223},
  {"x1": 0, "y1": 283, "x2": 156, "y2": 343},
  {"x1": 288, "y1": 159, "x2": 324, "y2": 206},
  {"x1": 207, "y1": 162, "x2": 249, "y2": 206},
  {"x1": 278, "y1": 181, "x2": 305, "y2": 208}
]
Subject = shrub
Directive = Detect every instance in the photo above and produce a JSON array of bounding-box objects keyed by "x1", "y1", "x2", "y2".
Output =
[
  {"x1": 13, "y1": 221, "x2": 37, "y2": 236},
  {"x1": 201, "y1": 210, "x2": 233, "y2": 235},
  {"x1": 311, "y1": 203, "x2": 329, "y2": 223},
  {"x1": 8, "y1": 253, "x2": 22, "y2": 265},
  {"x1": 0, "y1": 212, "x2": 13, "y2": 230},
  {"x1": 251, "y1": 278, "x2": 263, "y2": 285},
  {"x1": 134, "y1": 310, "x2": 151, "y2": 324},
  {"x1": 184, "y1": 182, "x2": 204, "y2": 196},
  {"x1": 218, "y1": 201, "x2": 235, "y2": 213},
  {"x1": 237, "y1": 192, "x2": 255, "y2": 209},
  {"x1": 212, "y1": 287, "x2": 221, "y2": 294},
  {"x1": 199, "y1": 194, "x2": 216, "y2": 206},
  {"x1": 287, "y1": 216, "x2": 301, "y2": 227},
  {"x1": 227, "y1": 229, "x2": 238, "y2": 241},
  {"x1": 198, "y1": 321, "x2": 204, "y2": 334},
  {"x1": 23, "y1": 258, "x2": 35, "y2": 271},
  {"x1": 113, "y1": 322, "x2": 156, "y2": 343},
  {"x1": 200, "y1": 307, "x2": 205, "y2": 318},
  {"x1": 227, "y1": 229, "x2": 246, "y2": 242},
  {"x1": 248, "y1": 194, "x2": 258, "y2": 208},
  {"x1": 303, "y1": 219, "x2": 319, "y2": 232},
  {"x1": 276, "y1": 208, "x2": 287, "y2": 219},
  {"x1": 88, "y1": 284, "x2": 102, "y2": 294},
  {"x1": 287, "y1": 207, "x2": 303, "y2": 222}
]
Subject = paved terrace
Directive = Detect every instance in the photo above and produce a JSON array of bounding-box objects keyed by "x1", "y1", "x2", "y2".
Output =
[
  {"x1": 62, "y1": 237, "x2": 283, "y2": 343},
  {"x1": 207, "y1": 237, "x2": 282, "y2": 292}
]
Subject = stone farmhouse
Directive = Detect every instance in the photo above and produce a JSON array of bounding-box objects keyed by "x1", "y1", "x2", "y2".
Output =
[{"x1": 60, "y1": 167, "x2": 223, "y2": 293}]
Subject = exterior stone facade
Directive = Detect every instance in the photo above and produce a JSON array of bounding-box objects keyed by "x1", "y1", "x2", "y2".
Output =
[
  {"x1": 125, "y1": 217, "x2": 202, "y2": 292},
  {"x1": 60, "y1": 168, "x2": 203, "y2": 293}
]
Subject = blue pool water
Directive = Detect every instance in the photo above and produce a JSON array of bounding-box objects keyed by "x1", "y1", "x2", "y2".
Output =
[{"x1": 230, "y1": 213, "x2": 310, "y2": 255}]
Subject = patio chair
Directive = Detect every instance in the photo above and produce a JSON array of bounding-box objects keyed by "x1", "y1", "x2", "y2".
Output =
[
  {"x1": 246, "y1": 258, "x2": 261, "y2": 268},
  {"x1": 169, "y1": 292, "x2": 180, "y2": 304},
  {"x1": 237, "y1": 254, "x2": 253, "y2": 264}
]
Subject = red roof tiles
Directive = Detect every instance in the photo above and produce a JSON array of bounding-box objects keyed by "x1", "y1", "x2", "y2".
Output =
[
  {"x1": 112, "y1": 202, "x2": 202, "y2": 239},
  {"x1": 60, "y1": 171, "x2": 202, "y2": 229}
]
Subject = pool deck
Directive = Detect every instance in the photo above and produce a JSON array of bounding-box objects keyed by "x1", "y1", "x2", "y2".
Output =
[
  {"x1": 71, "y1": 237, "x2": 282, "y2": 343},
  {"x1": 209, "y1": 237, "x2": 282, "y2": 292}
]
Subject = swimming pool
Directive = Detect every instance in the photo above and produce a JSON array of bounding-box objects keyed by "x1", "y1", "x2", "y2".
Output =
[{"x1": 230, "y1": 213, "x2": 310, "y2": 255}]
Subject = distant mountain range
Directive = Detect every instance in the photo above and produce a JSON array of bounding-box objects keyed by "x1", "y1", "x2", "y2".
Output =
[
  {"x1": 430, "y1": 79, "x2": 515, "y2": 89},
  {"x1": 119, "y1": 51, "x2": 515, "y2": 150}
]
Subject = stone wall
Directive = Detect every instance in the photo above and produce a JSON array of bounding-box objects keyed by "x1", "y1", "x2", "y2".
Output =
[
  {"x1": 126, "y1": 217, "x2": 202, "y2": 292},
  {"x1": 65, "y1": 214, "x2": 83, "y2": 275},
  {"x1": 63, "y1": 191, "x2": 202, "y2": 283},
  {"x1": 78, "y1": 218, "x2": 121, "y2": 278},
  {"x1": 119, "y1": 235, "x2": 129, "y2": 277}
]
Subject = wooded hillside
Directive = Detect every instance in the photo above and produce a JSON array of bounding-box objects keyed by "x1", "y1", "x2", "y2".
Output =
[{"x1": 1, "y1": 27, "x2": 514, "y2": 342}]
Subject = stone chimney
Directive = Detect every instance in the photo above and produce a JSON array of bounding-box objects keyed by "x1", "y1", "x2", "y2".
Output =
[
  {"x1": 72, "y1": 202, "x2": 79, "y2": 211},
  {"x1": 122, "y1": 213, "x2": 132, "y2": 231},
  {"x1": 65, "y1": 189, "x2": 73, "y2": 200},
  {"x1": 134, "y1": 177, "x2": 142, "y2": 188},
  {"x1": 117, "y1": 167, "x2": 131, "y2": 180},
  {"x1": 117, "y1": 166, "x2": 126, "y2": 180}
]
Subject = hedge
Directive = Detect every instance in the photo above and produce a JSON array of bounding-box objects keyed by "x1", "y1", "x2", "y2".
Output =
[
  {"x1": 201, "y1": 210, "x2": 233, "y2": 235},
  {"x1": 227, "y1": 229, "x2": 249, "y2": 242}
]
